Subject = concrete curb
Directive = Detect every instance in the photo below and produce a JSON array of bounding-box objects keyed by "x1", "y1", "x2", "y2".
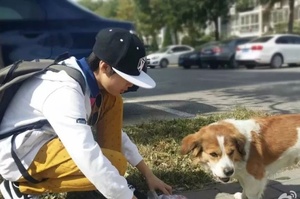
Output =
[{"x1": 179, "y1": 167, "x2": 300, "y2": 199}]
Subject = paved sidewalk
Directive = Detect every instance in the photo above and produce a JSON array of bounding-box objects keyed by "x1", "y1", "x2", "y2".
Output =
[{"x1": 179, "y1": 168, "x2": 300, "y2": 199}]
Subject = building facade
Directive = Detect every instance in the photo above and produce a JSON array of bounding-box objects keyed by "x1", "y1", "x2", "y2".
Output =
[{"x1": 228, "y1": 0, "x2": 300, "y2": 37}]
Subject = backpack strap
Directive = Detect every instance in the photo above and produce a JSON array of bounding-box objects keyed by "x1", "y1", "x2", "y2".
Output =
[
  {"x1": 0, "y1": 60, "x2": 86, "y2": 95},
  {"x1": 10, "y1": 120, "x2": 49, "y2": 183},
  {"x1": 48, "y1": 64, "x2": 86, "y2": 95},
  {"x1": 1, "y1": 60, "x2": 23, "y2": 85},
  {"x1": 0, "y1": 120, "x2": 48, "y2": 140},
  {"x1": 12, "y1": 133, "x2": 48, "y2": 183},
  {"x1": 53, "y1": 52, "x2": 70, "y2": 64}
]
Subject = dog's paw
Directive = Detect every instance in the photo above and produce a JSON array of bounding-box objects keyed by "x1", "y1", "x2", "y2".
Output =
[{"x1": 233, "y1": 192, "x2": 243, "y2": 199}]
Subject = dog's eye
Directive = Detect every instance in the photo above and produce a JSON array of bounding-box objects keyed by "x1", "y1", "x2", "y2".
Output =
[
  {"x1": 228, "y1": 150, "x2": 234, "y2": 156},
  {"x1": 210, "y1": 152, "x2": 218, "y2": 157}
]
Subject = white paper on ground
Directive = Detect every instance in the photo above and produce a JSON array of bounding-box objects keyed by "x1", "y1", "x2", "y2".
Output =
[{"x1": 147, "y1": 190, "x2": 188, "y2": 199}]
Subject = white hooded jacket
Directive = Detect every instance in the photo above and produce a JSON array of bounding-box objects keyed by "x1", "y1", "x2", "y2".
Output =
[{"x1": 0, "y1": 57, "x2": 143, "y2": 199}]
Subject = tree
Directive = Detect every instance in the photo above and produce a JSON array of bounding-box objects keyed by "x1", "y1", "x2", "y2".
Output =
[
  {"x1": 179, "y1": 0, "x2": 209, "y2": 45},
  {"x1": 116, "y1": 0, "x2": 135, "y2": 22},
  {"x1": 77, "y1": 0, "x2": 118, "y2": 18},
  {"x1": 259, "y1": 0, "x2": 281, "y2": 8},
  {"x1": 288, "y1": 0, "x2": 295, "y2": 33},
  {"x1": 160, "y1": 0, "x2": 185, "y2": 44},
  {"x1": 162, "y1": 26, "x2": 173, "y2": 47},
  {"x1": 77, "y1": 0, "x2": 221, "y2": 46},
  {"x1": 134, "y1": 0, "x2": 201, "y2": 46},
  {"x1": 95, "y1": 0, "x2": 119, "y2": 19},
  {"x1": 260, "y1": 0, "x2": 295, "y2": 33},
  {"x1": 236, "y1": 0, "x2": 257, "y2": 12},
  {"x1": 199, "y1": 0, "x2": 235, "y2": 41},
  {"x1": 133, "y1": 0, "x2": 165, "y2": 48},
  {"x1": 260, "y1": 0, "x2": 279, "y2": 32},
  {"x1": 77, "y1": 0, "x2": 103, "y2": 13}
]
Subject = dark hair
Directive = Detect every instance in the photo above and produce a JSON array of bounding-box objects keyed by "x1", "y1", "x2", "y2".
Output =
[
  {"x1": 87, "y1": 52, "x2": 115, "y2": 75},
  {"x1": 87, "y1": 52, "x2": 101, "y2": 71}
]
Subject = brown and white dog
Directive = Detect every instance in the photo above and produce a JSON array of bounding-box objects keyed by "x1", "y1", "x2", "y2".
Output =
[{"x1": 181, "y1": 114, "x2": 300, "y2": 199}]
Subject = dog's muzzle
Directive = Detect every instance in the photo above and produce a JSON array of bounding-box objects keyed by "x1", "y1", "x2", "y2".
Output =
[
  {"x1": 216, "y1": 167, "x2": 234, "y2": 183},
  {"x1": 218, "y1": 177, "x2": 231, "y2": 183}
]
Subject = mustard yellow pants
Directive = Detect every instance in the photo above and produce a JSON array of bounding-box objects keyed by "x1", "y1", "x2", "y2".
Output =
[{"x1": 18, "y1": 91, "x2": 126, "y2": 194}]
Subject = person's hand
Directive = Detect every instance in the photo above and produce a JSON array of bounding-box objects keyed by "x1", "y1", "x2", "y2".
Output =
[
  {"x1": 145, "y1": 172, "x2": 172, "y2": 195},
  {"x1": 135, "y1": 160, "x2": 172, "y2": 195}
]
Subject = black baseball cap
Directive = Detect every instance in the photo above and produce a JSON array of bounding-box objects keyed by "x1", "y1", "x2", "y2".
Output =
[{"x1": 93, "y1": 28, "x2": 156, "y2": 89}]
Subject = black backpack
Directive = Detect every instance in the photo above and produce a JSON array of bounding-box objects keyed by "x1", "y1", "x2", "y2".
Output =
[
  {"x1": 0, "y1": 55, "x2": 86, "y2": 184},
  {"x1": 0, "y1": 56, "x2": 86, "y2": 139}
]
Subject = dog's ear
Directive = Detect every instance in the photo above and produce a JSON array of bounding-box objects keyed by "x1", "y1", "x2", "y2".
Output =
[
  {"x1": 181, "y1": 133, "x2": 202, "y2": 157},
  {"x1": 233, "y1": 134, "x2": 246, "y2": 157}
]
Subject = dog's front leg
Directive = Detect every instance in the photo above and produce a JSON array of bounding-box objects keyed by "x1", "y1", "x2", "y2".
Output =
[
  {"x1": 242, "y1": 176, "x2": 268, "y2": 199},
  {"x1": 233, "y1": 177, "x2": 248, "y2": 199},
  {"x1": 233, "y1": 192, "x2": 247, "y2": 199}
]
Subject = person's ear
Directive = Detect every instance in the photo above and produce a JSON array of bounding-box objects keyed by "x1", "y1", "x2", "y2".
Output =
[
  {"x1": 99, "y1": 61, "x2": 112, "y2": 74},
  {"x1": 98, "y1": 60, "x2": 106, "y2": 72}
]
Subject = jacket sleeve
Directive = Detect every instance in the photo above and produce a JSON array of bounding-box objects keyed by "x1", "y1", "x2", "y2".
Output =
[
  {"x1": 121, "y1": 131, "x2": 143, "y2": 167},
  {"x1": 42, "y1": 86, "x2": 133, "y2": 199}
]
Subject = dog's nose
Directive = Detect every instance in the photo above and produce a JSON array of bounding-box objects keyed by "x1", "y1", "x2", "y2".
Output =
[{"x1": 223, "y1": 167, "x2": 234, "y2": 176}]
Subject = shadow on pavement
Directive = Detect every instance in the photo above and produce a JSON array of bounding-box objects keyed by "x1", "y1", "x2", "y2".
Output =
[
  {"x1": 124, "y1": 100, "x2": 218, "y2": 125},
  {"x1": 181, "y1": 179, "x2": 300, "y2": 199},
  {"x1": 218, "y1": 82, "x2": 300, "y2": 114}
]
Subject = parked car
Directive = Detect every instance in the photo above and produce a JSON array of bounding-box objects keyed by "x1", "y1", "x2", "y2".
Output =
[
  {"x1": 178, "y1": 50, "x2": 202, "y2": 69},
  {"x1": 147, "y1": 45, "x2": 194, "y2": 68},
  {"x1": 200, "y1": 37, "x2": 255, "y2": 69},
  {"x1": 0, "y1": 0, "x2": 135, "y2": 67},
  {"x1": 178, "y1": 41, "x2": 219, "y2": 69},
  {"x1": 235, "y1": 34, "x2": 300, "y2": 69}
]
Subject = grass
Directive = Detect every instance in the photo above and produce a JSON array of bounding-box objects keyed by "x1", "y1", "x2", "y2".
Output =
[{"x1": 0, "y1": 107, "x2": 269, "y2": 199}]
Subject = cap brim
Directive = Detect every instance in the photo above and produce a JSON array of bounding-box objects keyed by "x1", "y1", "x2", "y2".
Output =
[{"x1": 112, "y1": 67, "x2": 156, "y2": 89}]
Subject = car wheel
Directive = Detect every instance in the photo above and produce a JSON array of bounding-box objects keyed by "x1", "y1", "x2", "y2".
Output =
[
  {"x1": 183, "y1": 65, "x2": 191, "y2": 69},
  {"x1": 219, "y1": 64, "x2": 226, "y2": 69},
  {"x1": 270, "y1": 54, "x2": 283, "y2": 68},
  {"x1": 228, "y1": 56, "x2": 238, "y2": 69},
  {"x1": 288, "y1": 63, "x2": 298, "y2": 67},
  {"x1": 159, "y1": 59, "x2": 168, "y2": 68},
  {"x1": 201, "y1": 63, "x2": 209, "y2": 68},
  {"x1": 210, "y1": 63, "x2": 219, "y2": 69},
  {"x1": 245, "y1": 64, "x2": 256, "y2": 69}
]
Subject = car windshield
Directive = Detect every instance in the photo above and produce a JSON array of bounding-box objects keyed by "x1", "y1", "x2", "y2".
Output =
[
  {"x1": 200, "y1": 42, "x2": 221, "y2": 50},
  {"x1": 157, "y1": 47, "x2": 170, "y2": 53},
  {"x1": 249, "y1": 36, "x2": 273, "y2": 43},
  {"x1": 219, "y1": 40, "x2": 235, "y2": 47},
  {"x1": 221, "y1": 40, "x2": 232, "y2": 45}
]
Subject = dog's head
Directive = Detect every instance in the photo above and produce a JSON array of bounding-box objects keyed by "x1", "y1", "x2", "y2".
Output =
[{"x1": 181, "y1": 121, "x2": 246, "y2": 183}]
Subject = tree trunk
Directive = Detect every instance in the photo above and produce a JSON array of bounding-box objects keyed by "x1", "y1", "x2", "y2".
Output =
[
  {"x1": 174, "y1": 30, "x2": 179, "y2": 44},
  {"x1": 288, "y1": 0, "x2": 295, "y2": 33},
  {"x1": 151, "y1": 32, "x2": 158, "y2": 51},
  {"x1": 213, "y1": 17, "x2": 219, "y2": 41},
  {"x1": 261, "y1": 0, "x2": 281, "y2": 34}
]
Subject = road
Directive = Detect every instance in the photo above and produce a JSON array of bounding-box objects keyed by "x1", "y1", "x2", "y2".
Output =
[{"x1": 123, "y1": 66, "x2": 300, "y2": 125}]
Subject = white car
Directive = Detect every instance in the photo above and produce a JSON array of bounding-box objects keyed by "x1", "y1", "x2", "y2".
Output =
[
  {"x1": 235, "y1": 34, "x2": 300, "y2": 69},
  {"x1": 147, "y1": 45, "x2": 194, "y2": 68}
]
